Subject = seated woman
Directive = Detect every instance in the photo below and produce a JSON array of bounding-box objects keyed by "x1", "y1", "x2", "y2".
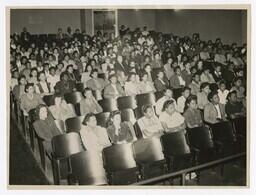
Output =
[
  {"x1": 204, "y1": 91, "x2": 226, "y2": 124},
  {"x1": 20, "y1": 83, "x2": 45, "y2": 115},
  {"x1": 81, "y1": 64, "x2": 92, "y2": 87},
  {"x1": 225, "y1": 91, "x2": 246, "y2": 119},
  {"x1": 189, "y1": 73, "x2": 201, "y2": 95},
  {"x1": 154, "y1": 70, "x2": 169, "y2": 92},
  {"x1": 66, "y1": 64, "x2": 78, "y2": 82},
  {"x1": 159, "y1": 100, "x2": 186, "y2": 133},
  {"x1": 197, "y1": 82, "x2": 211, "y2": 110},
  {"x1": 28, "y1": 68, "x2": 38, "y2": 85},
  {"x1": 176, "y1": 87, "x2": 191, "y2": 113},
  {"x1": 33, "y1": 104, "x2": 62, "y2": 152},
  {"x1": 155, "y1": 88, "x2": 177, "y2": 116},
  {"x1": 170, "y1": 66, "x2": 186, "y2": 89},
  {"x1": 200, "y1": 68, "x2": 216, "y2": 84},
  {"x1": 49, "y1": 93, "x2": 76, "y2": 121},
  {"x1": 13, "y1": 75, "x2": 27, "y2": 101},
  {"x1": 80, "y1": 113, "x2": 111, "y2": 152},
  {"x1": 139, "y1": 71, "x2": 156, "y2": 94},
  {"x1": 106, "y1": 110, "x2": 135, "y2": 144},
  {"x1": 144, "y1": 64, "x2": 153, "y2": 82},
  {"x1": 86, "y1": 69, "x2": 105, "y2": 91},
  {"x1": 124, "y1": 72, "x2": 141, "y2": 96},
  {"x1": 181, "y1": 61, "x2": 192, "y2": 86},
  {"x1": 230, "y1": 77, "x2": 246, "y2": 102},
  {"x1": 183, "y1": 95, "x2": 204, "y2": 128},
  {"x1": 80, "y1": 88, "x2": 103, "y2": 116},
  {"x1": 35, "y1": 71, "x2": 53, "y2": 96},
  {"x1": 103, "y1": 74, "x2": 125, "y2": 99},
  {"x1": 138, "y1": 105, "x2": 164, "y2": 138}
]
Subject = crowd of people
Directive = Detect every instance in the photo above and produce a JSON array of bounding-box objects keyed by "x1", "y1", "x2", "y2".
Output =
[{"x1": 10, "y1": 25, "x2": 247, "y2": 153}]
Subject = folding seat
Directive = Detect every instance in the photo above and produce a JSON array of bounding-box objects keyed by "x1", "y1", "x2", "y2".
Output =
[
  {"x1": 65, "y1": 115, "x2": 85, "y2": 133},
  {"x1": 187, "y1": 126, "x2": 218, "y2": 164},
  {"x1": 161, "y1": 131, "x2": 194, "y2": 172},
  {"x1": 75, "y1": 82, "x2": 85, "y2": 93},
  {"x1": 136, "y1": 92, "x2": 156, "y2": 108},
  {"x1": 132, "y1": 137, "x2": 167, "y2": 179},
  {"x1": 102, "y1": 143, "x2": 140, "y2": 185},
  {"x1": 117, "y1": 95, "x2": 137, "y2": 110},
  {"x1": 64, "y1": 91, "x2": 83, "y2": 115},
  {"x1": 95, "y1": 112, "x2": 110, "y2": 128},
  {"x1": 98, "y1": 98, "x2": 118, "y2": 112},
  {"x1": 54, "y1": 119, "x2": 66, "y2": 133},
  {"x1": 173, "y1": 87, "x2": 184, "y2": 101},
  {"x1": 120, "y1": 108, "x2": 136, "y2": 125},
  {"x1": 43, "y1": 94, "x2": 55, "y2": 106},
  {"x1": 232, "y1": 116, "x2": 246, "y2": 137},
  {"x1": 70, "y1": 151, "x2": 108, "y2": 185},
  {"x1": 209, "y1": 121, "x2": 242, "y2": 155},
  {"x1": 51, "y1": 132, "x2": 85, "y2": 185}
]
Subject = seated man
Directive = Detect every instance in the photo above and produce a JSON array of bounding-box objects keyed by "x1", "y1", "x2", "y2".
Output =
[
  {"x1": 138, "y1": 105, "x2": 164, "y2": 138},
  {"x1": 54, "y1": 71, "x2": 76, "y2": 95},
  {"x1": 103, "y1": 74, "x2": 125, "y2": 99},
  {"x1": 80, "y1": 113, "x2": 111, "y2": 152},
  {"x1": 225, "y1": 91, "x2": 246, "y2": 119}
]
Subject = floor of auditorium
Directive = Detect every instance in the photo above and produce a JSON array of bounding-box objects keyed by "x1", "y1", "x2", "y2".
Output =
[{"x1": 9, "y1": 115, "x2": 247, "y2": 186}]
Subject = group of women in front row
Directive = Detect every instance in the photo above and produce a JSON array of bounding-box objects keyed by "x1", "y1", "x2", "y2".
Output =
[{"x1": 28, "y1": 81, "x2": 246, "y2": 153}]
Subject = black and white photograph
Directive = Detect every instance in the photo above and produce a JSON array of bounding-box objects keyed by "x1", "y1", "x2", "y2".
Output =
[{"x1": 6, "y1": 4, "x2": 251, "y2": 190}]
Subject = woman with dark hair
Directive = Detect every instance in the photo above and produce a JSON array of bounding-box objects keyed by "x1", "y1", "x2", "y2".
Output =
[
  {"x1": 20, "y1": 83, "x2": 44, "y2": 115},
  {"x1": 54, "y1": 72, "x2": 76, "y2": 95},
  {"x1": 106, "y1": 110, "x2": 135, "y2": 144},
  {"x1": 204, "y1": 91, "x2": 226, "y2": 124},
  {"x1": 49, "y1": 93, "x2": 76, "y2": 121},
  {"x1": 124, "y1": 72, "x2": 141, "y2": 96},
  {"x1": 28, "y1": 68, "x2": 38, "y2": 85},
  {"x1": 86, "y1": 69, "x2": 105, "y2": 93},
  {"x1": 169, "y1": 66, "x2": 186, "y2": 89},
  {"x1": 139, "y1": 71, "x2": 156, "y2": 93},
  {"x1": 154, "y1": 70, "x2": 169, "y2": 92},
  {"x1": 80, "y1": 88, "x2": 103, "y2": 116},
  {"x1": 159, "y1": 99, "x2": 186, "y2": 133},
  {"x1": 81, "y1": 64, "x2": 93, "y2": 87},
  {"x1": 66, "y1": 64, "x2": 77, "y2": 82},
  {"x1": 33, "y1": 104, "x2": 62, "y2": 152},
  {"x1": 138, "y1": 105, "x2": 164, "y2": 138},
  {"x1": 12, "y1": 75, "x2": 27, "y2": 100},
  {"x1": 230, "y1": 77, "x2": 245, "y2": 102},
  {"x1": 35, "y1": 71, "x2": 52, "y2": 96},
  {"x1": 197, "y1": 82, "x2": 211, "y2": 109},
  {"x1": 183, "y1": 95, "x2": 203, "y2": 128},
  {"x1": 189, "y1": 73, "x2": 201, "y2": 95}
]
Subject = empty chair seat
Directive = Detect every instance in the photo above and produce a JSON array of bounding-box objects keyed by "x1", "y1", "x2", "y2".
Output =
[
  {"x1": 102, "y1": 143, "x2": 140, "y2": 185},
  {"x1": 161, "y1": 131, "x2": 193, "y2": 171},
  {"x1": 64, "y1": 92, "x2": 83, "y2": 115},
  {"x1": 136, "y1": 92, "x2": 156, "y2": 108},
  {"x1": 65, "y1": 115, "x2": 85, "y2": 132},
  {"x1": 117, "y1": 96, "x2": 137, "y2": 110},
  {"x1": 98, "y1": 98, "x2": 118, "y2": 112},
  {"x1": 43, "y1": 95, "x2": 55, "y2": 106},
  {"x1": 51, "y1": 132, "x2": 85, "y2": 185},
  {"x1": 95, "y1": 112, "x2": 110, "y2": 128},
  {"x1": 132, "y1": 137, "x2": 167, "y2": 179},
  {"x1": 70, "y1": 151, "x2": 108, "y2": 185},
  {"x1": 120, "y1": 108, "x2": 136, "y2": 125}
]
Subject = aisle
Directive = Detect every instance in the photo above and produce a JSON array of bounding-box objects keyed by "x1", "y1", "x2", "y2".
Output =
[{"x1": 9, "y1": 117, "x2": 49, "y2": 185}]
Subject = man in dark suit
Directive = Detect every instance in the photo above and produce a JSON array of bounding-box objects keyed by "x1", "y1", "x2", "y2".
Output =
[{"x1": 114, "y1": 55, "x2": 130, "y2": 76}]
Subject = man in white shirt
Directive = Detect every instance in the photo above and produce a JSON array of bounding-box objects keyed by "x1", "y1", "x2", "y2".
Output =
[
  {"x1": 80, "y1": 113, "x2": 111, "y2": 152},
  {"x1": 217, "y1": 81, "x2": 229, "y2": 105},
  {"x1": 177, "y1": 87, "x2": 191, "y2": 113},
  {"x1": 155, "y1": 88, "x2": 177, "y2": 116}
]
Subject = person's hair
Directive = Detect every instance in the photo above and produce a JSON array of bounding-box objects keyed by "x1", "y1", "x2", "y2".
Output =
[
  {"x1": 25, "y1": 83, "x2": 34, "y2": 92},
  {"x1": 90, "y1": 69, "x2": 98, "y2": 77},
  {"x1": 139, "y1": 71, "x2": 148, "y2": 80},
  {"x1": 60, "y1": 71, "x2": 68, "y2": 80},
  {"x1": 109, "y1": 74, "x2": 117, "y2": 80},
  {"x1": 18, "y1": 75, "x2": 26, "y2": 83},
  {"x1": 53, "y1": 93, "x2": 64, "y2": 103},
  {"x1": 182, "y1": 86, "x2": 191, "y2": 93},
  {"x1": 157, "y1": 69, "x2": 164, "y2": 77},
  {"x1": 85, "y1": 64, "x2": 93, "y2": 72},
  {"x1": 37, "y1": 71, "x2": 45, "y2": 81},
  {"x1": 227, "y1": 90, "x2": 237, "y2": 100},
  {"x1": 162, "y1": 99, "x2": 175, "y2": 112},
  {"x1": 35, "y1": 104, "x2": 48, "y2": 120},
  {"x1": 141, "y1": 104, "x2": 153, "y2": 114},
  {"x1": 107, "y1": 110, "x2": 121, "y2": 127},
  {"x1": 83, "y1": 113, "x2": 95, "y2": 125},
  {"x1": 192, "y1": 72, "x2": 200, "y2": 80},
  {"x1": 200, "y1": 82, "x2": 210, "y2": 91},
  {"x1": 162, "y1": 87, "x2": 173, "y2": 95},
  {"x1": 232, "y1": 77, "x2": 243, "y2": 86},
  {"x1": 218, "y1": 80, "x2": 226, "y2": 87},
  {"x1": 174, "y1": 66, "x2": 181, "y2": 73},
  {"x1": 207, "y1": 91, "x2": 218, "y2": 102},
  {"x1": 29, "y1": 68, "x2": 38, "y2": 77},
  {"x1": 127, "y1": 72, "x2": 136, "y2": 81},
  {"x1": 82, "y1": 87, "x2": 92, "y2": 97},
  {"x1": 43, "y1": 63, "x2": 49, "y2": 68},
  {"x1": 66, "y1": 64, "x2": 73, "y2": 71},
  {"x1": 49, "y1": 67, "x2": 56, "y2": 72},
  {"x1": 184, "y1": 95, "x2": 197, "y2": 112}
]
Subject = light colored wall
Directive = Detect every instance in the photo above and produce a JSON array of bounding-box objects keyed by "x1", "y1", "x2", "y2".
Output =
[
  {"x1": 155, "y1": 10, "x2": 246, "y2": 45},
  {"x1": 10, "y1": 9, "x2": 81, "y2": 34}
]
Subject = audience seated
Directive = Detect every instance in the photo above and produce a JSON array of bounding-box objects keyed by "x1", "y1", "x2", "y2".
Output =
[
  {"x1": 103, "y1": 74, "x2": 125, "y2": 99},
  {"x1": 170, "y1": 66, "x2": 186, "y2": 89},
  {"x1": 106, "y1": 110, "x2": 135, "y2": 144},
  {"x1": 197, "y1": 82, "x2": 211, "y2": 110},
  {"x1": 217, "y1": 80, "x2": 229, "y2": 105},
  {"x1": 225, "y1": 91, "x2": 246, "y2": 119},
  {"x1": 124, "y1": 72, "x2": 141, "y2": 96},
  {"x1": 155, "y1": 88, "x2": 176, "y2": 116},
  {"x1": 154, "y1": 69, "x2": 169, "y2": 91},
  {"x1": 176, "y1": 87, "x2": 191, "y2": 113},
  {"x1": 54, "y1": 72, "x2": 76, "y2": 95},
  {"x1": 200, "y1": 67, "x2": 216, "y2": 84},
  {"x1": 189, "y1": 73, "x2": 201, "y2": 95}
]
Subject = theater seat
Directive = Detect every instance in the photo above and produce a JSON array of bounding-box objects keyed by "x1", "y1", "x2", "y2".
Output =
[
  {"x1": 43, "y1": 94, "x2": 55, "y2": 106},
  {"x1": 136, "y1": 92, "x2": 156, "y2": 108},
  {"x1": 120, "y1": 108, "x2": 136, "y2": 125},
  {"x1": 117, "y1": 95, "x2": 137, "y2": 110},
  {"x1": 65, "y1": 115, "x2": 85, "y2": 133},
  {"x1": 95, "y1": 112, "x2": 110, "y2": 128},
  {"x1": 64, "y1": 91, "x2": 84, "y2": 115},
  {"x1": 98, "y1": 98, "x2": 118, "y2": 112}
]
